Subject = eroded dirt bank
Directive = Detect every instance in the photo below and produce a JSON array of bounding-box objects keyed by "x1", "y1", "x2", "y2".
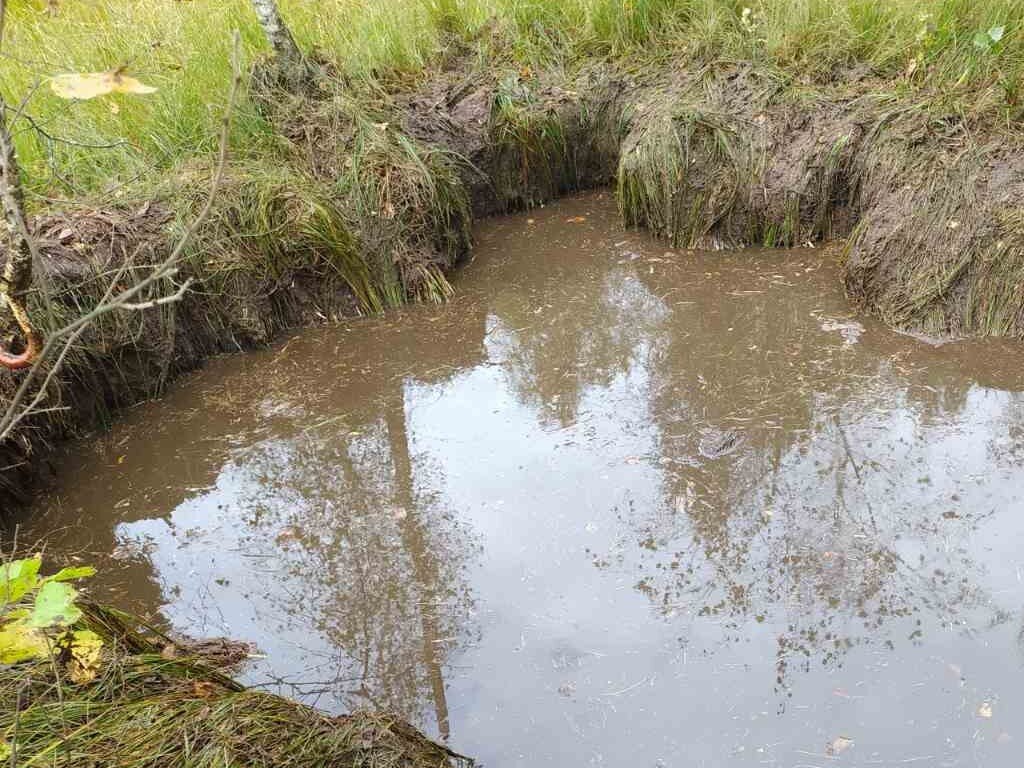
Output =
[{"x1": 3, "y1": 58, "x2": 1023, "y2": 506}]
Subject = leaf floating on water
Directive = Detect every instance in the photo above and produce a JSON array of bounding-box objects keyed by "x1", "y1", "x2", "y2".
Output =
[
  {"x1": 978, "y1": 701, "x2": 994, "y2": 718},
  {"x1": 565, "y1": 216, "x2": 587, "y2": 223},
  {"x1": 826, "y1": 736, "x2": 854, "y2": 755},
  {"x1": 50, "y1": 68, "x2": 157, "y2": 100}
]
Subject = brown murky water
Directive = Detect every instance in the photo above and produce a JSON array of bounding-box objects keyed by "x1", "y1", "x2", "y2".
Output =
[{"x1": 17, "y1": 192, "x2": 1024, "y2": 766}]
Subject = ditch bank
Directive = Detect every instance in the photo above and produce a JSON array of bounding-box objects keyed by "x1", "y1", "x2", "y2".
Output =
[
  {"x1": 3, "y1": 57, "x2": 1024, "y2": 507},
  {"x1": 0, "y1": 596, "x2": 472, "y2": 768}
]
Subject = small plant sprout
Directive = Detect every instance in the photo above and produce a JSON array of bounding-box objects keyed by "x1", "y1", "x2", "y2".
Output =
[{"x1": 974, "y1": 25, "x2": 1006, "y2": 52}]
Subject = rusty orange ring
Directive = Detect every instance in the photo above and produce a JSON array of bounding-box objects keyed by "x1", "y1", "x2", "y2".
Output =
[{"x1": 0, "y1": 295, "x2": 41, "y2": 370}]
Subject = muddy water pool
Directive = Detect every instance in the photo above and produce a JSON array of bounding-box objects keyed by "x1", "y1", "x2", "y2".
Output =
[{"x1": 19, "y1": 192, "x2": 1024, "y2": 766}]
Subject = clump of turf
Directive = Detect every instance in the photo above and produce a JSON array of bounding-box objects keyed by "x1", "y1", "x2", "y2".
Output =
[
  {"x1": 618, "y1": 100, "x2": 751, "y2": 249},
  {"x1": 843, "y1": 113, "x2": 1024, "y2": 337},
  {"x1": 170, "y1": 160, "x2": 388, "y2": 333},
  {"x1": 486, "y1": 66, "x2": 625, "y2": 212},
  {"x1": 270, "y1": 88, "x2": 474, "y2": 304},
  {"x1": 335, "y1": 115, "x2": 472, "y2": 304},
  {"x1": 0, "y1": 603, "x2": 472, "y2": 768}
]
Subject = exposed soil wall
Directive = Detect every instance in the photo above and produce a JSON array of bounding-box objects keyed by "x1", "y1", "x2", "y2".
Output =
[{"x1": 3, "y1": 58, "x2": 1024, "y2": 509}]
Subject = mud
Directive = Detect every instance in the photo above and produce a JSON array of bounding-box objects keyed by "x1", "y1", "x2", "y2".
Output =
[{"x1": 17, "y1": 194, "x2": 1024, "y2": 766}]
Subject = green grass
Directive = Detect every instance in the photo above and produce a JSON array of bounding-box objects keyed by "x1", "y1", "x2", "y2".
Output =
[
  {"x1": 619, "y1": 105, "x2": 749, "y2": 248},
  {"x1": 173, "y1": 160, "x2": 390, "y2": 314},
  {"x1": 3, "y1": 0, "x2": 1024, "y2": 199},
  {"x1": 0, "y1": 602, "x2": 470, "y2": 768}
]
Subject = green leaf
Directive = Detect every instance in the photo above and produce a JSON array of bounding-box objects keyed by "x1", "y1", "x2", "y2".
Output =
[
  {"x1": 974, "y1": 31, "x2": 992, "y2": 50},
  {"x1": 988, "y1": 25, "x2": 1005, "y2": 43},
  {"x1": 48, "y1": 566, "x2": 97, "y2": 583},
  {"x1": 0, "y1": 623, "x2": 50, "y2": 663},
  {"x1": 0, "y1": 557, "x2": 41, "y2": 606},
  {"x1": 28, "y1": 581, "x2": 82, "y2": 629}
]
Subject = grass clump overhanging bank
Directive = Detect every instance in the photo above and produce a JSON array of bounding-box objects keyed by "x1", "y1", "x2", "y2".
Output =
[
  {"x1": 0, "y1": 558, "x2": 471, "y2": 767},
  {"x1": 2, "y1": 1, "x2": 1024, "y2": 500}
]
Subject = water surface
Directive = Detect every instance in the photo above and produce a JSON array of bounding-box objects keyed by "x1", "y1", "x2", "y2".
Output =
[{"x1": 21, "y1": 193, "x2": 1024, "y2": 766}]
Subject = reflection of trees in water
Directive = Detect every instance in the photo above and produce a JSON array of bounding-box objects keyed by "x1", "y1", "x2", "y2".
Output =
[
  {"x1": 85, "y1": 299, "x2": 493, "y2": 737},
  {"x1": 485, "y1": 266, "x2": 669, "y2": 427},
  {"x1": 48, "y1": 297, "x2": 493, "y2": 735},
  {"x1": 591, "y1": 257, "x2": 1021, "y2": 696},
  {"x1": 228, "y1": 380, "x2": 479, "y2": 737}
]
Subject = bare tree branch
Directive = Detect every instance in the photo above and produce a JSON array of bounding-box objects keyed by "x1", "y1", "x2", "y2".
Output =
[{"x1": 119, "y1": 277, "x2": 194, "y2": 310}]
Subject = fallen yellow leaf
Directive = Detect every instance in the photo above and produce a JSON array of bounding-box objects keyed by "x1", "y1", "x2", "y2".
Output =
[
  {"x1": 50, "y1": 69, "x2": 157, "y2": 100},
  {"x1": 67, "y1": 629, "x2": 104, "y2": 685},
  {"x1": 0, "y1": 624, "x2": 49, "y2": 664}
]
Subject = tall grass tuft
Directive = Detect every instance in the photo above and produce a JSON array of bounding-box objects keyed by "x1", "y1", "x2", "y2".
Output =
[
  {"x1": 172, "y1": 161, "x2": 389, "y2": 316},
  {"x1": 619, "y1": 106, "x2": 749, "y2": 248}
]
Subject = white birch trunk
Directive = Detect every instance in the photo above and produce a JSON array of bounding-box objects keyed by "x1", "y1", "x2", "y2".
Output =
[{"x1": 251, "y1": 0, "x2": 303, "y2": 67}]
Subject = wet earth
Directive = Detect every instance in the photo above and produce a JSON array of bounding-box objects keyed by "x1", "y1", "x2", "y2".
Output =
[{"x1": 16, "y1": 192, "x2": 1024, "y2": 766}]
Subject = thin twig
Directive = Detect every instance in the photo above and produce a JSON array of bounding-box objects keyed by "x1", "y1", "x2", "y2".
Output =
[
  {"x1": 13, "y1": 111, "x2": 129, "y2": 151},
  {"x1": 119, "y1": 278, "x2": 195, "y2": 310}
]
